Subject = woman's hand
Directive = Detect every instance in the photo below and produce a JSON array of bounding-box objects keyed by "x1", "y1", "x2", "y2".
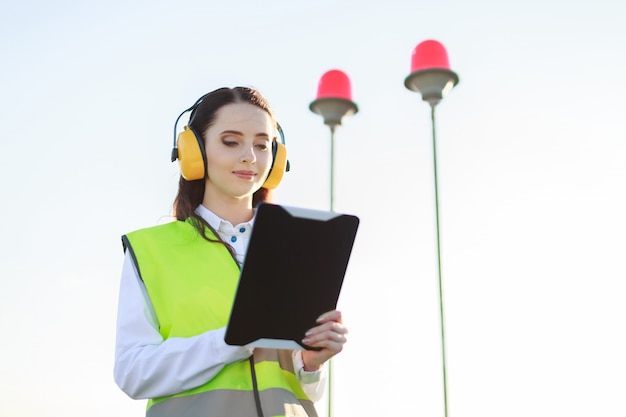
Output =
[{"x1": 301, "y1": 310, "x2": 348, "y2": 371}]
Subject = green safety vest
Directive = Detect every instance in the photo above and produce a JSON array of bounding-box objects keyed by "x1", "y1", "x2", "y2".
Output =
[{"x1": 123, "y1": 219, "x2": 317, "y2": 417}]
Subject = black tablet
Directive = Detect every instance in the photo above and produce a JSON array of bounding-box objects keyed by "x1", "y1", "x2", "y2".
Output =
[{"x1": 224, "y1": 203, "x2": 360, "y2": 350}]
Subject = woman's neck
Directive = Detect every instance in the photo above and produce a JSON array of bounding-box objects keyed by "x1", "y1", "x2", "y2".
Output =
[{"x1": 201, "y1": 196, "x2": 254, "y2": 226}]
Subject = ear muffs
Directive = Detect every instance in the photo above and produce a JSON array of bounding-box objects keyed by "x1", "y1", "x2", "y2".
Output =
[
  {"x1": 176, "y1": 125, "x2": 207, "y2": 181},
  {"x1": 263, "y1": 139, "x2": 288, "y2": 189},
  {"x1": 171, "y1": 94, "x2": 209, "y2": 181},
  {"x1": 171, "y1": 93, "x2": 290, "y2": 186}
]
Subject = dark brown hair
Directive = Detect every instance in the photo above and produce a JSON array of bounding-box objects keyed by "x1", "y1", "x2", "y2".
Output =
[{"x1": 173, "y1": 87, "x2": 275, "y2": 246}]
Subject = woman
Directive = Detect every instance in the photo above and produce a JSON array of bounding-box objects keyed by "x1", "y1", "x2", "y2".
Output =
[{"x1": 114, "y1": 87, "x2": 348, "y2": 417}]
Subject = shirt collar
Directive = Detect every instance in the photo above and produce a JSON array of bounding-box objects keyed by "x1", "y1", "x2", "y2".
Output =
[{"x1": 194, "y1": 204, "x2": 255, "y2": 234}]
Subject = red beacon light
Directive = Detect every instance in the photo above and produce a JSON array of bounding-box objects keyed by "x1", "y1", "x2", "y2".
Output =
[
  {"x1": 404, "y1": 40, "x2": 459, "y2": 106},
  {"x1": 310, "y1": 69, "x2": 358, "y2": 130}
]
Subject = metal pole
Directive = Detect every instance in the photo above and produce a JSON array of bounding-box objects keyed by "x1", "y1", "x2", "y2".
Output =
[
  {"x1": 327, "y1": 124, "x2": 336, "y2": 417},
  {"x1": 330, "y1": 125, "x2": 336, "y2": 212},
  {"x1": 430, "y1": 103, "x2": 449, "y2": 417}
]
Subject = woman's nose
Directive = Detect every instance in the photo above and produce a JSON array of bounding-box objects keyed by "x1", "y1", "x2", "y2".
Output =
[{"x1": 240, "y1": 145, "x2": 256, "y2": 164}]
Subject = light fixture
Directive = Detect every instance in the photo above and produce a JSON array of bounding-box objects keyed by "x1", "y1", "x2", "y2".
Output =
[{"x1": 310, "y1": 69, "x2": 358, "y2": 212}]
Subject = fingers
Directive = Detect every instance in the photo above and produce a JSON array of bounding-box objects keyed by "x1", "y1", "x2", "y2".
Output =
[
  {"x1": 316, "y1": 309, "x2": 343, "y2": 324},
  {"x1": 302, "y1": 324, "x2": 348, "y2": 348},
  {"x1": 300, "y1": 311, "x2": 349, "y2": 370},
  {"x1": 302, "y1": 310, "x2": 348, "y2": 352},
  {"x1": 301, "y1": 328, "x2": 347, "y2": 370}
]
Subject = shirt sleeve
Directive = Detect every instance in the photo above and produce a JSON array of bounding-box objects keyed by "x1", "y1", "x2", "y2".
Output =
[
  {"x1": 113, "y1": 250, "x2": 254, "y2": 399},
  {"x1": 292, "y1": 350, "x2": 328, "y2": 402}
]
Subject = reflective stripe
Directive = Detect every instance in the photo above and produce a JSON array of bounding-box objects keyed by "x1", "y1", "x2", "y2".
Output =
[{"x1": 147, "y1": 388, "x2": 317, "y2": 417}]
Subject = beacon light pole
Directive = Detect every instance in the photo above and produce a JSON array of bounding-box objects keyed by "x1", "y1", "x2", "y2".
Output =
[
  {"x1": 309, "y1": 69, "x2": 358, "y2": 417},
  {"x1": 404, "y1": 39, "x2": 459, "y2": 417}
]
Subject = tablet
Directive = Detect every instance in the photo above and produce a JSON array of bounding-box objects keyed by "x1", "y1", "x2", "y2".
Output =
[{"x1": 224, "y1": 203, "x2": 360, "y2": 350}]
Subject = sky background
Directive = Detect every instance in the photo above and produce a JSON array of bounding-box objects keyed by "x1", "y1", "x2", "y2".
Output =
[{"x1": 1, "y1": 0, "x2": 625, "y2": 416}]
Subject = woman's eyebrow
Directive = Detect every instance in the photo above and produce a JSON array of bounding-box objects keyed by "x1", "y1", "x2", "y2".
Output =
[
  {"x1": 220, "y1": 130, "x2": 270, "y2": 138},
  {"x1": 219, "y1": 130, "x2": 244, "y2": 136}
]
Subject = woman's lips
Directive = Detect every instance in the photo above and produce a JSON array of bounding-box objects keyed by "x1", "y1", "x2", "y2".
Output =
[{"x1": 233, "y1": 171, "x2": 256, "y2": 180}]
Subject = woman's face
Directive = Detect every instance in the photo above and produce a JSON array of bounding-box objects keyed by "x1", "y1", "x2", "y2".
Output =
[{"x1": 202, "y1": 102, "x2": 273, "y2": 204}]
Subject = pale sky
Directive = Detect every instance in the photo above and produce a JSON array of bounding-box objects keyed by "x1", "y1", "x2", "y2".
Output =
[{"x1": 1, "y1": 1, "x2": 625, "y2": 416}]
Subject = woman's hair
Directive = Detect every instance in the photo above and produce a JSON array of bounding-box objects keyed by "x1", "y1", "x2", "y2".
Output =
[{"x1": 173, "y1": 87, "x2": 276, "y2": 246}]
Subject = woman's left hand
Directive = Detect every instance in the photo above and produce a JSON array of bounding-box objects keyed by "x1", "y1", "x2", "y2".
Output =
[{"x1": 301, "y1": 310, "x2": 348, "y2": 371}]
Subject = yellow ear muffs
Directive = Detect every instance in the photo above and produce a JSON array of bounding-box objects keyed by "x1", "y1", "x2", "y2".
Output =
[
  {"x1": 177, "y1": 125, "x2": 206, "y2": 181},
  {"x1": 172, "y1": 95, "x2": 290, "y2": 186},
  {"x1": 263, "y1": 140, "x2": 288, "y2": 189}
]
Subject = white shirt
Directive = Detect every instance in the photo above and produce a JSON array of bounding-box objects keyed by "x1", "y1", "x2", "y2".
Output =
[{"x1": 114, "y1": 205, "x2": 326, "y2": 401}]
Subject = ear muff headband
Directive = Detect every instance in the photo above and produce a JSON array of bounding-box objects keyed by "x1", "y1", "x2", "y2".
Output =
[{"x1": 171, "y1": 94, "x2": 290, "y2": 186}]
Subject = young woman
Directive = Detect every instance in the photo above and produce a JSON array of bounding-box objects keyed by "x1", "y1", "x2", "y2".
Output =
[{"x1": 114, "y1": 87, "x2": 348, "y2": 417}]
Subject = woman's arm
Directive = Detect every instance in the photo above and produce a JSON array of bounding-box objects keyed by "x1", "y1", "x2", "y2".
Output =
[
  {"x1": 292, "y1": 350, "x2": 328, "y2": 402},
  {"x1": 113, "y1": 251, "x2": 253, "y2": 399}
]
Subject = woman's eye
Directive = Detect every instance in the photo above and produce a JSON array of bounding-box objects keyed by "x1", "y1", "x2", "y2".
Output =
[
  {"x1": 222, "y1": 139, "x2": 238, "y2": 147},
  {"x1": 255, "y1": 144, "x2": 269, "y2": 151}
]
